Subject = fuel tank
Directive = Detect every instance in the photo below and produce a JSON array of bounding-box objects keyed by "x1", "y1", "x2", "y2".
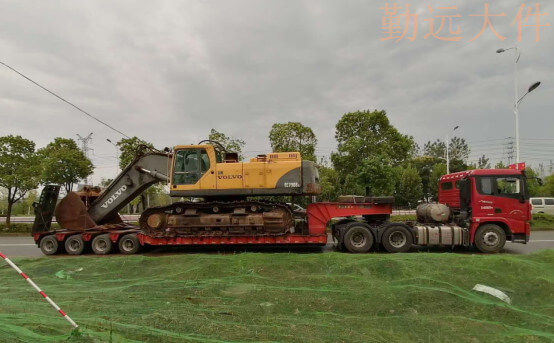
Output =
[
  {"x1": 416, "y1": 203, "x2": 451, "y2": 223},
  {"x1": 414, "y1": 224, "x2": 468, "y2": 246}
]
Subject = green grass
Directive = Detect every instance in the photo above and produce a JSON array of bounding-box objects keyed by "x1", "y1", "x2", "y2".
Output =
[
  {"x1": 1, "y1": 252, "x2": 554, "y2": 342},
  {"x1": 530, "y1": 213, "x2": 554, "y2": 231}
]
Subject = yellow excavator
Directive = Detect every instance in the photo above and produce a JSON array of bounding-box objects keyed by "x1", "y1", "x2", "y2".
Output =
[{"x1": 49, "y1": 141, "x2": 321, "y2": 239}]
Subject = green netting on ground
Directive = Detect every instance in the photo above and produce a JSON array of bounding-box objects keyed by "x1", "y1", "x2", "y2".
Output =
[{"x1": 0, "y1": 251, "x2": 554, "y2": 342}]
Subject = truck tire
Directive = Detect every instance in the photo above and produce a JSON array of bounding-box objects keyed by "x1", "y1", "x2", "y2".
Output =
[
  {"x1": 343, "y1": 223, "x2": 374, "y2": 253},
  {"x1": 474, "y1": 224, "x2": 506, "y2": 253},
  {"x1": 40, "y1": 235, "x2": 59, "y2": 255},
  {"x1": 381, "y1": 225, "x2": 412, "y2": 253},
  {"x1": 92, "y1": 234, "x2": 113, "y2": 255},
  {"x1": 65, "y1": 235, "x2": 85, "y2": 255},
  {"x1": 118, "y1": 234, "x2": 141, "y2": 255}
]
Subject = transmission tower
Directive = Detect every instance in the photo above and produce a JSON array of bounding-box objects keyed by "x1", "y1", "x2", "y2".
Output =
[
  {"x1": 76, "y1": 133, "x2": 93, "y2": 185},
  {"x1": 504, "y1": 138, "x2": 514, "y2": 165}
]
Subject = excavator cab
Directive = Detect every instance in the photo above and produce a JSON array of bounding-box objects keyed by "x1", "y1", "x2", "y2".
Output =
[
  {"x1": 172, "y1": 148, "x2": 211, "y2": 185},
  {"x1": 168, "y1": 142, "x2": 321, "y2": 198}
]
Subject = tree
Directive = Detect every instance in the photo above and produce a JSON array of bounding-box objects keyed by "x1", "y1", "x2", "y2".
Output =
[
  {"x1": 525, "y1": 167, "x2": 542, "y2": 197},
  {"x1": 331, "y1": 110, "x2": 415, "y2": 174},
  {"x1": 208, "y1": 129, "x2": 246, "y2": 160},
  {"x1": 269, "y1": 122, "x2": 317, "y2": 162},
  {"x1": 396, "y1": 164, "x2": 423, "y2": 207},
  {"x1": 411, "y1": 156, "x2": 442, "y2": 200},
  {"x1": 318, "y1": 165, "x2": 341, "y2": 202},
  {"x1": 429, "y1": 163, "x2": 447, "y2": 200},
  {"x1": 0, "y1": 135, "x2": 41, "y2": 227},
  {"x1": 477, "y1": 155, "x2": 491, "y2": 169},
  {"x1": 38, "y1": 137, "x2": 94, "y2": 192},
  {"x1": 355, "y1": 155, "x2": 397, "y2": 196},
  {"x1": 539, "y1": 174, "x2": 554, "y2": 197},
  {"x1": 331, "y1": 110, "x2": 415, "y2": 194},
  {"x1": 116, "y1": 137, "x2": 155, "y2": 170},
  {"x1": 422, "y1": 136, "x2": 470, "y2": 172},
  {"x1": 495, "y1": 161, "x2": 507, "y2": 169}
]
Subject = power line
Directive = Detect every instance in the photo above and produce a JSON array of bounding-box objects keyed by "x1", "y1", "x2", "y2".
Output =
[{"x1": 0, "y1": 60, "x2": 131, "y2": 139}]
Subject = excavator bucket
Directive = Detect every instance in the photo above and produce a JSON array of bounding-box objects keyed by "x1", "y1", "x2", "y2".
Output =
[{"x1": 55, "y1": 192, "x2": 97, "y2": 231}]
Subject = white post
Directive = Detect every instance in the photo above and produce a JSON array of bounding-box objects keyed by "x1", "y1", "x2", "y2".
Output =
[
  {"x1": 446, "y1": 134, "x2": 450, "y2": 174},
  {"x1": 514, "y1": 47, "x2": 520, "y2": 164}
]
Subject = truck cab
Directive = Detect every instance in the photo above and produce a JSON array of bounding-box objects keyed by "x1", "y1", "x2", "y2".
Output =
[{"x1": 439, "y1": 169, "x2": 531, "y2": 247}]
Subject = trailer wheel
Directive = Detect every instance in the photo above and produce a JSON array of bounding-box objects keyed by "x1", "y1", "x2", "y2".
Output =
[
  {"x1": 92, "y1": 234, "x2": 113, "y2": 255},
  {"x1": 65, "y1": 235, "x2": 85, "y2": 255},
  {"x1": 343, "y1": 223, "x2": 374, "y2": 253},
  {"x1": 40, "y1": 235, "x2": 60, "y2": 255},
  {"x1": 118, "y1": 234, "x2": 141, "y2": 255},
  {"x1": 381, "y1": 225, "x2": 412, "y2": 253},
  {"x1": 474, "y1": 224, "x2": 506, "y2": 253}
]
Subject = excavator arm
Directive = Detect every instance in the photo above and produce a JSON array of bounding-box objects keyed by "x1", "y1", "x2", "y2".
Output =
[{"x1": 53, "y1": 151, "x2": 171, "y2": 230}]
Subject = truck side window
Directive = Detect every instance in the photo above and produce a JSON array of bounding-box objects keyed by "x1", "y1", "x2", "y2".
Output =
[
  {"x1": 479, "y1": 177, "x2": 494, "y2": 195},
  {"x1": 545, "y1": 199, "x2": 554, "y2": 205},
  {"x1": 496, "y1": 177, "x2": 520, "y2": 195},
  {"x1": 441, "y1": 182, "x2": 453, "y2": 190}
]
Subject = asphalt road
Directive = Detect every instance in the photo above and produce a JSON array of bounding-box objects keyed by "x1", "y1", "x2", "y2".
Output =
[{"x1": 1, "y1": 231, "x2": 553, "y2": 258}]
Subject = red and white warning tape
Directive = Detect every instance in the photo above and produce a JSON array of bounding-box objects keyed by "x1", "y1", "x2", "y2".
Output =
[{"x1": 0, "y1": 251, "x2": 78, "y2": 329}]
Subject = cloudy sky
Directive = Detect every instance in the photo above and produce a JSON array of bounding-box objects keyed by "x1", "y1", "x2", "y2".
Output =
[{"x1": 1, "y1": 0, "x2": 553, "y2": 184}]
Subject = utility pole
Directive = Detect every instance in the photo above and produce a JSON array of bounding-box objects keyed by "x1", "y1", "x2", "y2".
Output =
[{"x1": 76, "y1": 133, "x2": 93, "y2": 185}]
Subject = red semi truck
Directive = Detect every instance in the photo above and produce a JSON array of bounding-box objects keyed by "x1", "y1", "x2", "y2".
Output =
[{"x1": 32, "y1": 167, "x2": 531, "y2": 255}]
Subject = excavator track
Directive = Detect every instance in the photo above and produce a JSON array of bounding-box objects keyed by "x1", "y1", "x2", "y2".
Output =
[{"x1": 139, "y1": 201, "x2": 295, "y2": 238}]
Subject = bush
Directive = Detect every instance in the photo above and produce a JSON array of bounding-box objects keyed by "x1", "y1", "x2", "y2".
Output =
[{"x1": 531, "y1": 213, "x2": 554, "y2": 230}]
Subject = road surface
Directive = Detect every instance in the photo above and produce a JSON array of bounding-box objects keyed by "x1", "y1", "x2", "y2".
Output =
[{"x1": 0, "y1": 231, "x2": 553, "y2": 258}]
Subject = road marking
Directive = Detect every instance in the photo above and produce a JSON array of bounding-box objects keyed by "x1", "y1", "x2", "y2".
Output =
[{"x1": 0, "y1": 244, "x2": 36, "y2": 246}]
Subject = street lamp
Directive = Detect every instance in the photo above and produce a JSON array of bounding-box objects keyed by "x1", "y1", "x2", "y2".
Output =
[
  {"x1": 446, "y1": 125, "x2": 459, "y2": 174},
  {"x1": 497, "y1": 46, "x2": 541, "y2": 164}
]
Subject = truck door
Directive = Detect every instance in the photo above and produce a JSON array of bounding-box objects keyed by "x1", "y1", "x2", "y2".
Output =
[{"x1": 473, "y1": 175, "x2": 529, "y2": 231}]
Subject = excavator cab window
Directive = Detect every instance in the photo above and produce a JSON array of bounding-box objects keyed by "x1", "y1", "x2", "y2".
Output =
[{"x1": 173, "y1": 149, "x2": 210, "y2": 185}]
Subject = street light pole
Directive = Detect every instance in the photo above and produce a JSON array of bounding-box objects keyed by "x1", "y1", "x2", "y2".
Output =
[
  {"x1": 497, "y1": 47, "x2": 541, "y2": 165},
  {"x1": 446, "y1": 125, "x2": 459, "y2": 174},
  {"x1": 496, "y1": 47, "x2": 520, "y2": 162}
]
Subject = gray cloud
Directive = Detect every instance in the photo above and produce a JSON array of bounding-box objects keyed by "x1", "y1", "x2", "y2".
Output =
[{"x1": 0, "y1": 0, "x2": 552, "y2": 183}]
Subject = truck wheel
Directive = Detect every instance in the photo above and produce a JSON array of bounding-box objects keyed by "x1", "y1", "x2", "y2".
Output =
[
  {"x1": 381, "y1": 225, "x2": 412, "y2": 253},
  {"x1": 474, "y1": 224, "x2": 506, "y2": 253},
  {"x1": 40, "y1": 235, "x2": 59, "y2": 255},
  {"x1": 118, "y1": 234, "x2": 141, "y2": 255},
  {"x1": 65, "y1": 235, "x2": 85, "y2": 255},
  {"x1": 92, "y1": 234, "x2": 113, "y2": 255},
  {"x1": 343, "y1": 223, "x2": 374, "y2": 253}
]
